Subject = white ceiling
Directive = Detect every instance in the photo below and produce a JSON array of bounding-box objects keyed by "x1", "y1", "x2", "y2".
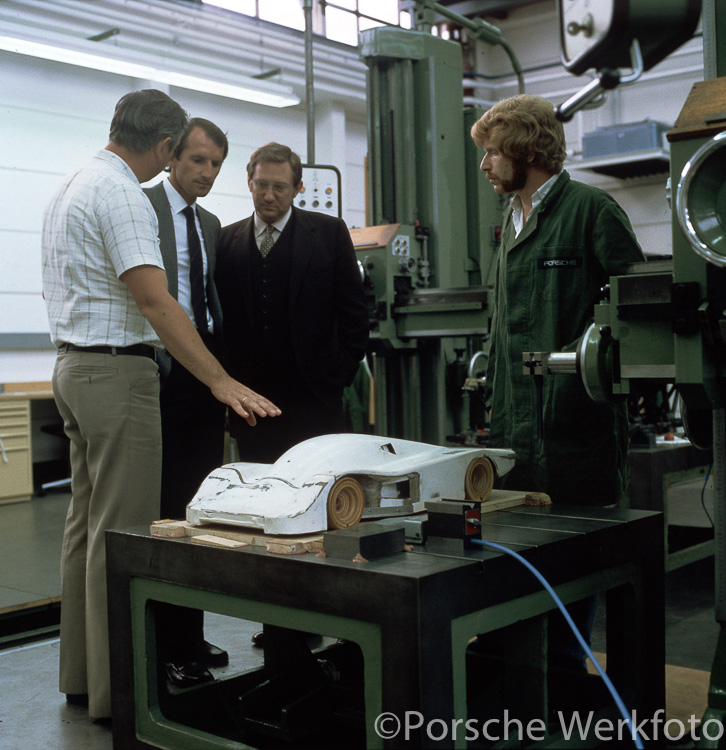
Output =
[{"x1": 0, "y1": 0, "x2": 369, "y2": 112}]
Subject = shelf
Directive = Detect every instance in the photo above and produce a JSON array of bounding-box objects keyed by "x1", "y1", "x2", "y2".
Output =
[{"x1": 567, "y1": 147, "x2": 671, "y2": 179}]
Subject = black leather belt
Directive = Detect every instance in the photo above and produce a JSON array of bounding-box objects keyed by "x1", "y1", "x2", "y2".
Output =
[{"x1": 58, "y1": 343, "x2": 157, "y2": 360}]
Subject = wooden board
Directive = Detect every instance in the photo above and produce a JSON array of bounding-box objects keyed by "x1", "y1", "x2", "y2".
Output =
[
  {"x1": 467, "y1": 489, "x2": 551, "y2": 513},
  {"x1": 151, "y1": 520, "x2": 324, "y2": 555},
  {"x1": 190, "y1": 534, "x2": 248, "y2": 549},
  {"x1": 668, "y1": 78, "x2": 726, "y2": 143},
  {"x1": 0, "y1": 381, "x2": 54, "y2": 401},
  {"x1": 348, "y1": 223, "x2": 401, "y2": 250}
]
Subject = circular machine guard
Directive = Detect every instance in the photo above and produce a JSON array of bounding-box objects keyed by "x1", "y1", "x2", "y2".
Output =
[{"x1": 677, "y1": 130, "x2": 726, "y2": 267}]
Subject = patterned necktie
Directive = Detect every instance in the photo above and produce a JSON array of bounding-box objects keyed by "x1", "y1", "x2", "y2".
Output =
[
  {"x1": 182, "y1": 205, "x2": 208, "y2": 334},
  {"x1": 259, "y1": 224, "x2": 276, "y2": 258}
]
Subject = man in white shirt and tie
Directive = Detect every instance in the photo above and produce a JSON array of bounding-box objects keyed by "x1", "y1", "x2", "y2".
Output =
[{"x1": 144, "y1": 118, "x2": 232, "y2": 688}]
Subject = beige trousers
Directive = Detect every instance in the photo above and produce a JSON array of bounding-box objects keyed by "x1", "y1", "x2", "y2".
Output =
[{"x1": 52, "y1": 350, "x2": 161, "y2": 719}]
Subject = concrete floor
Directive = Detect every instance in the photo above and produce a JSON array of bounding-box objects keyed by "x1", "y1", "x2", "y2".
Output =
[
  {"x1": 0, "y1": 492, "x2": 66, "y2": 613},
  {"x1": 0, "y1": 487, "x2": 720, "y2": 749},
  {"x1": 0, "y1": 612, "x2": 268, "y2": 750}
]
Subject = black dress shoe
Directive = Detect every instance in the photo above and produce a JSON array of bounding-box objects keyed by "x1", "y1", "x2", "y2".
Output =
[
  {"x1": 65, "y1": 693, "x2": 89, "y2": 706},
  {"x1": 164, "y1": 659, "x2": 214, "y2": 688},
  {"x1": 195, "y1": 640, "x2": 229, "y2": 667},
  {"x1": 251, "y1": 631, "x2": 264, "y2": 648}
]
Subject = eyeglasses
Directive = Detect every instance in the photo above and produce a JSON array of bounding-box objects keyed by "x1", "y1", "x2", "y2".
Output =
[{"x1": 250, "y1": 179, "x2": 294, "y2": 195}]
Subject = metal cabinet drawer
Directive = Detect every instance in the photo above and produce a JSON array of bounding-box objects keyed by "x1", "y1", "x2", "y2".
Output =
[{"x1": 0, "y1": 399, "x2": 32, "y2": 503}]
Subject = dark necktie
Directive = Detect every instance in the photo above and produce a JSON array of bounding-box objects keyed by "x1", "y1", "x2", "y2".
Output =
[
  {"x1": 182, "y1": 205, "x2": 208, "y2": 334},
  {"x1": 259, "y1": 224, "x2": 276, "y2": 258}
]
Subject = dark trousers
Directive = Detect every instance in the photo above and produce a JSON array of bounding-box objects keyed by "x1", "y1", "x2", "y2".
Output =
[
  {"x1": 232, "y1": 384, "x2": 344, "y2": 648},
  {"x1": 157, "y1": 354, "x2": 226, "y2": 658},
  {"x1": 548, "y1": 594, "x2": 599, "y2": 672},
  {"x1": 233, "y1": 384, "x2": 345, "y2": 464}
]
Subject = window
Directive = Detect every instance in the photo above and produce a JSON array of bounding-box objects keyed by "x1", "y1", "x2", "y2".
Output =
[
  {"x1": 202, "y1": 0, "x2": 410, "y2": 44},
  {"x1": 204, "y1": 0, "x2": 256, "y2": 15},
  {"x1": 259, "y1": 0, "x2": 305, "y2": 30},
  {"x1": 326, "y1": 0, "x2": 411, "y2": 45}
]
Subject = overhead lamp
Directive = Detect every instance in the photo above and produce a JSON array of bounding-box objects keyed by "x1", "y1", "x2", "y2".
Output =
[{"x1": 0, "y1": 34, "x2": 300, "y2": 108}]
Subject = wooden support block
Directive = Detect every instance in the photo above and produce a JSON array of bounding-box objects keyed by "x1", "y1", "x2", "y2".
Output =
[
  {"x1": 478, "y1": 489, "x2": 552, "y2": 513},
  {"x1": 522, "y1": 491, "x2": 551, "y2": 506},
  {"x1": 190, "y1": 534, "x2": 248, "y2": 548},
  {"x1": 266, "y1": 538, "x2": 323, "y2": 555},
  {"x1": 150, "y1": 520, "x2": 188, "y2": 538},
  {"x1": 184, "y1": 522, "x2": 262, "y2": 546},
  {"x1": 150, "y1": 520, "x2": 324, "y2": 553}
]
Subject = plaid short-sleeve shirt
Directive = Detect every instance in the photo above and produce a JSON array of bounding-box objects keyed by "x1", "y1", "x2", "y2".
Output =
[{"x1": 42, "y1": 150, "x2": 165, "y2": 348}]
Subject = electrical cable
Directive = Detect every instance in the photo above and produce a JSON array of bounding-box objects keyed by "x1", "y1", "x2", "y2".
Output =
[
  {"x1": 470, "y1": 538, "x2": 644, "y2": 750},
  {"x1": 499, "y1": 38, "x2": 525, "y2": 94}
]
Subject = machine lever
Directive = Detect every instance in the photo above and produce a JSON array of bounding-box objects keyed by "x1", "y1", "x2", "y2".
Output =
[
  {"x1": 556, "y1": 40, "x2": 643, "y2": 122},
  {"x1": 523, "y1": 351, "x2": 580, "y2": 449},
  {"x1": 522, "y1": 355, "x2": 545, "y2": 449}
]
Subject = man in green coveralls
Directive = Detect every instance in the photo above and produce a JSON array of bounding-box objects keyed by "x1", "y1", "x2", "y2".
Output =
[{"x1": 471, "y1": 95, "x2": 645, "y2": 675}]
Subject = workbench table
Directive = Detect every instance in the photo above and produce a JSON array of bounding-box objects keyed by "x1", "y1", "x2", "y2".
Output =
[{"x1": 106, "y1": 505, "x2": 664, "y2": 749}]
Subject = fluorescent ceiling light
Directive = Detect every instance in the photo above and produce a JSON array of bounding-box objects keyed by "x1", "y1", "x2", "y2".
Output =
[{"x1": 0, "y1": 35, "x2": 300, "y2": 108}]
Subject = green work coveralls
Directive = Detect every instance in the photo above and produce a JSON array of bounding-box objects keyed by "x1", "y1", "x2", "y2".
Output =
[{"x1": 486, "y1": 170, "x2": 645, "y2": 506}]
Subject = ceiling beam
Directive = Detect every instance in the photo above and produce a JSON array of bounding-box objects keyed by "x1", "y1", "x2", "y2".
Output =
[{"x1": 427, "y1": 0, "x2": 536, "y2": 19}]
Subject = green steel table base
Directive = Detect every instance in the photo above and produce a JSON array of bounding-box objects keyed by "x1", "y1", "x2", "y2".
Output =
[
  {"x1": 106, "y1": 506, "x2": 664, "y2": 749},
  {"x1": 628, "y1": 444, "x2": 714, "y2": 570}
]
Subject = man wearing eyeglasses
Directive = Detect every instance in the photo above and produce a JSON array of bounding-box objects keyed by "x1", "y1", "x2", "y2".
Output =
[{"x1": 215, "y1": 142, "x2": 369, "y2": 465}]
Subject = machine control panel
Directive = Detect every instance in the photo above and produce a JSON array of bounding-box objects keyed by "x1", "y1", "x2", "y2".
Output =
[
  {"x1": 295, "y1": 164, "x2": 342, "y2": 218},
  {"x1": 391, "y1": 234, "x2": 410, "y2": 258}
]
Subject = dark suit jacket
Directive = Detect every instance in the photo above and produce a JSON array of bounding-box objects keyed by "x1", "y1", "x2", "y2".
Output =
[
  {"x1": 144, "y1": 182, "x2": 224, "y2": 371},
  {"x1": 216, "y1": 207, "x2": 369, "y2": 405}
]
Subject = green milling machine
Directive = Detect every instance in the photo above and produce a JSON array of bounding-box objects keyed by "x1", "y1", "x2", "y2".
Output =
[{"x1": 353, "y1": 1, "x2": 522, "y2": 446}]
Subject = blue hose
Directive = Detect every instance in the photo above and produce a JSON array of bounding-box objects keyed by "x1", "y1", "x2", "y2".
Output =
[{"x1": 470, "y1": 537, "x2": 644, "y2": 750}]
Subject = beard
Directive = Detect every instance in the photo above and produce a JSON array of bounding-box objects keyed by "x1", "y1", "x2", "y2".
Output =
[{"x1": 498, "y1": 158, "x2": 528, "y2": 194}]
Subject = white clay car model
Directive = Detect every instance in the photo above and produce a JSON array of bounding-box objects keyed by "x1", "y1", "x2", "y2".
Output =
[{"x1": 187, "y1": 433, "x2": 516, "y2": 536}]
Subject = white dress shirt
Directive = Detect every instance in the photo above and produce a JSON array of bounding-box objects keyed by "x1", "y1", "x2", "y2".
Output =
[
  {"x1": 162, "y1": 179, "x2": 213, "y2": 332},
  {"x1": 253, "y1": 206, "x2": 293, "y2": 250},
  {"x1": 511, "y1": 172, "x2": 560, "y2": 237}
]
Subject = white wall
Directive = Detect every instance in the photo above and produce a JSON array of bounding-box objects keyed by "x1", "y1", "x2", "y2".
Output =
[{"x1": 0, "y1": 47, "x2": 367, "y2": 383}]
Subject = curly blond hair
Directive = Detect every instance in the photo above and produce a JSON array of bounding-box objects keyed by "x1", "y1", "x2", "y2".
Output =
[{"x1": 470, "y1": 95, "x2": 566, "y2": 174}]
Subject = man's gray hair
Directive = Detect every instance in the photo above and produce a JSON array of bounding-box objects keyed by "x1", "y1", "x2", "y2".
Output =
[{"x1": 109, "y1": 89, "x2": 188, "y2": 154}]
